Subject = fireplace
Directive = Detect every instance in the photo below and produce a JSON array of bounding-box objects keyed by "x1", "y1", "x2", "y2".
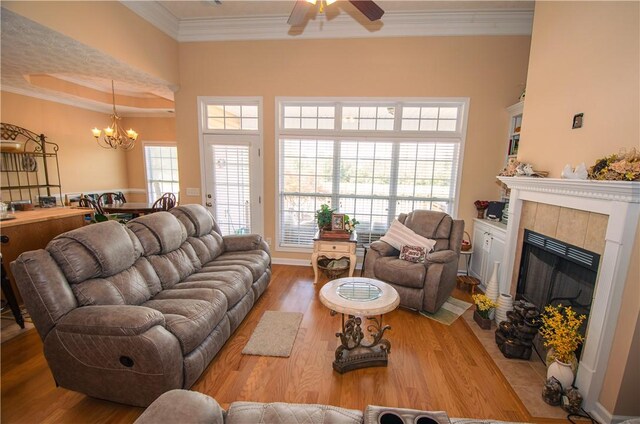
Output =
[
  {"x1": 496, "y1": 176, "x2": 640, "y2": 420},
  {"x1": 517, "y1": 229, "x2": 600, "y2": 360}
]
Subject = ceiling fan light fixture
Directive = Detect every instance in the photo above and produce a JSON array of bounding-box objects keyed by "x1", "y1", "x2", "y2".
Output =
[
  {"x1": 304, "y1": 0, "x2": 317, "y2": 4},
  {"x1": 325, "y1": 0, "x2": 336, "y2": 5}
]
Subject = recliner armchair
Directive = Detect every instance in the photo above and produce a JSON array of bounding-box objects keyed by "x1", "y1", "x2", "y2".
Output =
[{"x1": 363, "y1": 210, "x2": 464, "y2": 313}]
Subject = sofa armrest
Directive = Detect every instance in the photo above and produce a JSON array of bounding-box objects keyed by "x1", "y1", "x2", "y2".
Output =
[
  {"x1": 370, "y1": 240, "x2": 399, "y2": 257},
  {"x1": 223, "y1": 234, "x2": 268, "y2": 253},
  {"x1": 135, "y1": 390, "x2": 225, "y2": 424},
  {"x1": 425, "y1": 250, "x2": 457, "y2": 264},
  {"x1": 56, "y1": 305, "x2": 165, "y2": 336}
]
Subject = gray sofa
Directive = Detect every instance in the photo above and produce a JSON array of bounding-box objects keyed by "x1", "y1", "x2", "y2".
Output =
[
  {"x1": 135, "y1": 389, "x2": 524, "y2": 424},
  {"x1": 363, "y1": 210, "x2": 464, "y2": 314},
  {"x1": 11, "y1": 204, "x2": 271, "y2": 407}
]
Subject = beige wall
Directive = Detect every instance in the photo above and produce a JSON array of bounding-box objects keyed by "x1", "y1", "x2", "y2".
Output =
[
  {"x1": 3, "y1": 1, "x2": 179, "y2": 87},
  {"x1": 1, "y1": 91, "x2": 129, "y2": 197},
  {"x1": 521, "y1": 1, "x2": 639, "y2": 416},
  {"x1": 519, "y1": 1, "x2": 639, "y2": 176},
  {"x1": 176, "y1": 36, "x2": 531, "y2": 261},
  {"x1": 122, "y1": 116, "x2": 177, "y2": 202}
]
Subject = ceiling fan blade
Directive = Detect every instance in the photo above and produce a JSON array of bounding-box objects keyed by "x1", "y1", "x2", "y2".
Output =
[
  {"x1": 288, "y1": 0, "x2": 312, "y2": 26},
  {"x1": 349, "y1": 0, "x2": 384, "y2": 21}
]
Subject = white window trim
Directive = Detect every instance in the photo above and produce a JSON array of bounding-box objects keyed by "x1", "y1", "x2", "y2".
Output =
[
  {"x1": 142, "y1": 141, "x2": 179, "y2": 202},
  {"x1": 274, "y1": 96, "x2": 469, "y2": 253},
  {"x1": 197, "y1": 96, "x2": 264, "y2": 234}
]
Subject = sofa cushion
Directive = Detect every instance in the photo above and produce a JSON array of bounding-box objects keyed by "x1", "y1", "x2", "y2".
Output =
[
  {"x1": 72, "y1": 257, "x2": 161, "y2": 306},
  {"x1": 187, "y1": 234, "x2": 225, "y2": 265},
  {"x1": 401, "y1": 211, "x2": 453, "y2": 252},
  {"x1": 127, "y1": 212, "x2": 188, "y2": 256},
  {"x1": 170, "y1": 204, "x2": 217, "y2": 237},
  {"x1": 202, "y1": 250, "x2": 270, "y2": 280},
  {"x1": 134, "y1": 389, "x2": 225, "y2": 424},
  {"x1": 142, "y1": 288, "x2": 227, "y2": 355},
  {"x1": 226, "y1": 401, "x2": 363, "y2": 424},
  {"x1": 147, "y1": 243, "x2": 202, "y2": 289},
  {"x1": 373, "y1": 257, "x2": 426, "y2": 289},
  {"x1": 182, "y1": 266, "x2": 253, "y2": 308},
  {"x1": 47, "y1": 221, "x2": 142, "y2": 284}
]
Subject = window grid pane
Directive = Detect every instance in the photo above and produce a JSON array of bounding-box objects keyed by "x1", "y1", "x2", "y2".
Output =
[
  {"x1": 145, "y1": 145, "x2": 179, "y2": 202},
  {"x1": 206, "y1": 103, "x2": 259, "y2": 131},
  {"x1": 278, "y1": 100, "x2": 464, "y2": 248}
]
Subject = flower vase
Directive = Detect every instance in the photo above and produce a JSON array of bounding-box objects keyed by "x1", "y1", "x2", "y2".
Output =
[
  {"x1": 473, "y1": 309, "x2": 492, "y2": 330},
  {"x1": 476, "y1": 208, "x2": 486, "y2": 219},
  {"x1": 495, "y1": 293, "x2": 513, "y2": 324},
  {"x1": 485, "y1": 261, "x2": 500, "y2": 304},
  {"x1": 547, "y1": 359, "x2": 575, "y2": 392}
]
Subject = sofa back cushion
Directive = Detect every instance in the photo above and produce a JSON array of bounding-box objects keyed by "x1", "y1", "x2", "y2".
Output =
[
  {"x1": 47, "y1": 221, "x2": 142, "y2": 284},
  {"x1": 400, "y1": 211, "x2": 453, "y2": 251},
  {"x1": 170, "y1": 204, "x2": 225, "y2": 265},
  {"x1": 127, "y1": 210, "x2": 202, "y2": 289},
  {"x1": 127, "y1": 212, "x2": 188, "y2": 255}
]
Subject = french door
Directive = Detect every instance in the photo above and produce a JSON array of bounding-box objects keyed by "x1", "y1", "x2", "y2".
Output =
[{"x1": 203, "y1": 135, "x2": 263, "y2": 236}]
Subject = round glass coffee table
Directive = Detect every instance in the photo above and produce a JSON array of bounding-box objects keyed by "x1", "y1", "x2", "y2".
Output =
[{"x1": 319, "y1": 277, "x2": 400, "y2": 373}]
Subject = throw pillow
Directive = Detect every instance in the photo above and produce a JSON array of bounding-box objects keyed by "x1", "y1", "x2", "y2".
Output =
[
  {"x1": 399, "y1": 245, "x2": 426, "y2": 263},
  {"x1": 380, "y1": 219, "x2": 437, "y2": 252}
]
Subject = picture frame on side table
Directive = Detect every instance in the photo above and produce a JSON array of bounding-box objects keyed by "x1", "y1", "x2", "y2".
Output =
[{"x1": 331, "y1": 213, "x2": 345, "y2": 230}]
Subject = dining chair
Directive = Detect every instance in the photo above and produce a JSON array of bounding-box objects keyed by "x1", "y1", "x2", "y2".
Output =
[
  {"x1": 152, "y1": 193, "x2": 176, "y2": 212},
  {"x1": 98, "y1": 192, "x2": 126, "y2": 206},
  {"x1": 78, "y1": 196, "x2": 109, "y2": 222}
]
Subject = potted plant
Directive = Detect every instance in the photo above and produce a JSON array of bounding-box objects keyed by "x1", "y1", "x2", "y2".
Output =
[
  {"x1": 539, "y1": 304, "x2": 586, "y2": 391},
  {"x1": 316, "y1": 204, "x2": 334, "y2": 230},
  {"x1": 472, "y1": 293, "x2": 497, "y2": 330}
]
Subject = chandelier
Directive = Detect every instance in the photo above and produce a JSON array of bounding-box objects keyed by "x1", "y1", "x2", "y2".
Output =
[{"x1": 91, "y1": 80, "x2": 138, "y2": 150}]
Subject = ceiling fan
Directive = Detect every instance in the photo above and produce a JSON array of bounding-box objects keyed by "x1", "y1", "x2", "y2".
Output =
[{"x1": 288, "y1": 0, "x2": 385, "y2": 26}]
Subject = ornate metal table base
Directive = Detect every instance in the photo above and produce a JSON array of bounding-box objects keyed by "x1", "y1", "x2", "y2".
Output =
[{"x1": 332, "y1": 313, "x2": 391, "y2": 373}]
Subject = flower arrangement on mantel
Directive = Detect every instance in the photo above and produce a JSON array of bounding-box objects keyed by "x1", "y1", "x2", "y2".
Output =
[
  {"x1": 588, "y1": 148, "x2": 640, "y2": 181},
  {"x1": 539, "y1": 304, "x2": 586, "y2": 364}
]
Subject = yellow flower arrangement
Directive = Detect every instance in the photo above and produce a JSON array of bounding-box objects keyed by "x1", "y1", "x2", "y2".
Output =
[
  {"x1": 539, "y1": 304, "x2": 586, "y2": 364},
  {"x1": 472, "y1": 294, "x2": 497, "y2": 319}
]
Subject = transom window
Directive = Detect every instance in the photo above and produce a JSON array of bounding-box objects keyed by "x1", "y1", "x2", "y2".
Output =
[
  {"x1": 205, "y1": 104, "x2": 259, "y2": 131},
  {"x1": 277, "y1": 98, "x2": 468, "y2": 249}
]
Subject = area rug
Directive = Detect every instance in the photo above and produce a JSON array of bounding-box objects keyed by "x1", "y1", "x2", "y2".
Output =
[
  {"x1": 242, "y1": 311, "x2": 303, "y2": 357},
  {"x1": 419, "y1": 297, "x2": 472, "y2": 326}
]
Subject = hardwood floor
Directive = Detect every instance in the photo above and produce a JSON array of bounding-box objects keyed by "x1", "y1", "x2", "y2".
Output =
[{"x1": 1, "y1": 265, "x2": 567, "y2": 423}]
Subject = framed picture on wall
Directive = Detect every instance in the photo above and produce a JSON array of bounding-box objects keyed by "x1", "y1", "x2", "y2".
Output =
[{"x1": 331, "y1": 213, "x2": 345, "y2": 231}]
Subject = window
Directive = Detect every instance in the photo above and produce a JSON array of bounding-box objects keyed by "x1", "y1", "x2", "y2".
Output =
[
  {"x1": 277, "y1": 98, "x2": 467, "y2": 249},
  {"x1": 144, "y1": 144, "x2": 179, "y2": 202}
]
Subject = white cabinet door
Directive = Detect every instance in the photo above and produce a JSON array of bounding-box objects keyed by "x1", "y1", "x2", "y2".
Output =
[
  {"x1": 486, "y1": 233, "x2": 505, "y2": 285},
  {"x1": 469, "y1": 225, "x2": 486, "y2": 280}
]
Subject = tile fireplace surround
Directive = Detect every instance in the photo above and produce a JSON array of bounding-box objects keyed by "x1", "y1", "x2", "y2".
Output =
[{"x1": 497, "y1": 177, "x2": 640, "y2": 422}]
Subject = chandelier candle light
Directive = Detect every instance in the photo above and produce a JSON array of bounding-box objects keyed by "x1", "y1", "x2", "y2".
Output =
[{"x1": 91, "y1": 80, "x2": 138, "y2": 150}]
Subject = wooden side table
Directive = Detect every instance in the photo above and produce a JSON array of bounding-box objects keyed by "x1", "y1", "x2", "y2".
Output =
[{"x1": 311, "y1": 231, "x2": 357, "y2": 285}]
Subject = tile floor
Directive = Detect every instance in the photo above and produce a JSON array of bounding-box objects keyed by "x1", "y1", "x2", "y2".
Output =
[{"x1": 462, "y1": 309, "x2": 568, "y2": 420}]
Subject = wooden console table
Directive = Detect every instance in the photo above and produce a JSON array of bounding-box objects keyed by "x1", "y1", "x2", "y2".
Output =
[
  {"x1": 311, "y1": 230, "x2": 357, "y2": 285},
  {"x1": 0, "y1": 207, "x2": 91, "y2": 325}
]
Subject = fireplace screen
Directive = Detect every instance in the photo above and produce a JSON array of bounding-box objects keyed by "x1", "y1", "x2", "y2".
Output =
[{"x1": 516, "y1": 230, "x2": 600, "y2": 359}]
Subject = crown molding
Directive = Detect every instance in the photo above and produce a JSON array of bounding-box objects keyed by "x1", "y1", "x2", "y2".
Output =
[
  {"x1": 121, "y1": 0, "x2": 180, "y2": 40},
  {"x1": 2, "y1": 86, "x2": 174, "y2": 118},
  {"x1": 179, "y1": 10, "x2": 533, "y2": 42},
  {"x1": 122, "y1": 2, "x2": 533, "y2": 42}
]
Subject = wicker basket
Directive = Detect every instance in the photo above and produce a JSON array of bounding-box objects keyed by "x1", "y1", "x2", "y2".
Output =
[
  {"x1": 461, "y1": 231, "x2": 472, "y2": 251},
  {"x1": 317, "y1": 256, "x2": 350, "y2": 279}
]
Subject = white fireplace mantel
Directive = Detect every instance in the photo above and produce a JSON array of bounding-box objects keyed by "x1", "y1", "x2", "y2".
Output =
[{"x1": 497, "y1": 176, "x2": 640, "y2": 422}]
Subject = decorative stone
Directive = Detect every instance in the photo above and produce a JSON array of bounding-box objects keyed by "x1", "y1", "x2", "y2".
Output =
[
  {"x1": 562, "y1": 386, "x2": 583, "y2": 414},
  {"x1": 542, "y1": 377, "x2": 563, "y2": 406}
]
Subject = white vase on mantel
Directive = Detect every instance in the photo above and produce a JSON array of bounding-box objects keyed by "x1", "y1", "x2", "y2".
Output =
[{"x1": 495, "y1": 293, "x2": 513, "y2": 324}]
